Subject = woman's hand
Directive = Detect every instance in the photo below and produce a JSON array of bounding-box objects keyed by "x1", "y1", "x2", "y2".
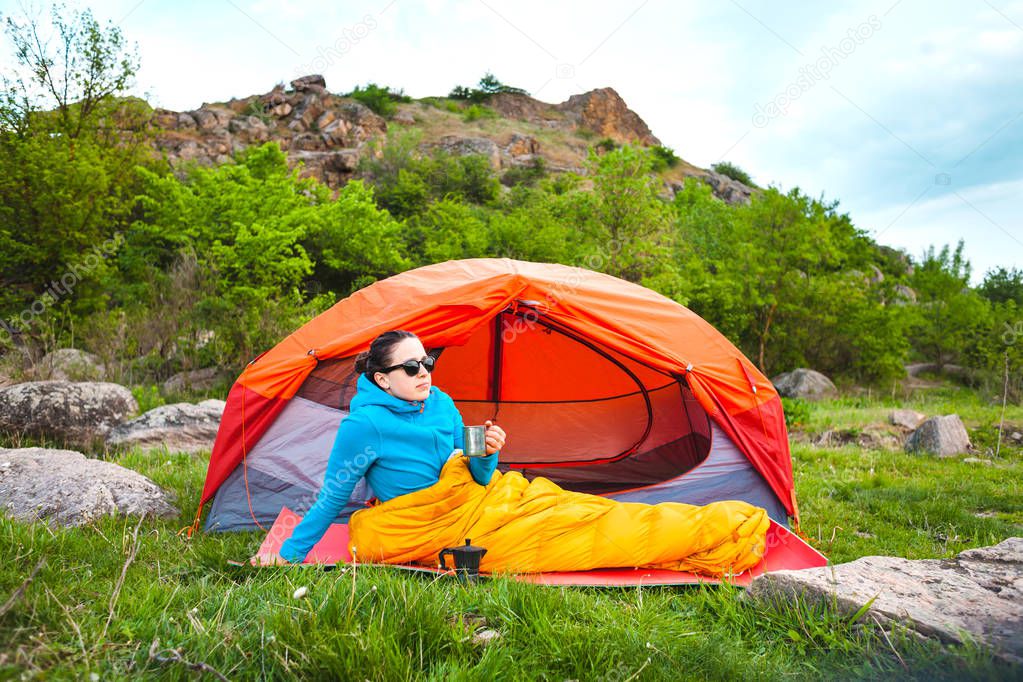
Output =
[
  {"x1": 484, "y1": 420, "x2": 506, "y2": 455},
  {"x1": 250, "y1": 552, "x2": 291, "y2": 566}
]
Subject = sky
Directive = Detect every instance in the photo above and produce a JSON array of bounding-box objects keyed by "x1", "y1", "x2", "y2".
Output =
[{"x1": 3, "y1": 0, "x2": 1021, "y2": 281}]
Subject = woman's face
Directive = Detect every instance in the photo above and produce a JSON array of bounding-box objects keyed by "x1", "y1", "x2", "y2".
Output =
[{"x1": 373, "y1": 336, "x2": 432, "y2": 402}]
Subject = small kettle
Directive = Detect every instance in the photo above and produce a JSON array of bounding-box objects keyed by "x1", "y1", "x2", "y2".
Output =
[{"x1": 438, "y1": 538, "x2": 487, "y2": 582}]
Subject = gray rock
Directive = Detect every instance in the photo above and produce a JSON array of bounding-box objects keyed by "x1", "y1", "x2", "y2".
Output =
[
  {"x1": 1009, "y1": 431, "x2": 1022, "y2": 443},
  {"x1": 107, "y1": 400, "x2": 225, "y2": 454},
  {"x1": 290, "y1": 74, "x2": 327, "y2": 92},
  {"x1": 35, "y1": 348, "x2": 105, "y2": 381},
  {"x1": 0, "y1": 381, "x2": 138, "y2": 445},
  {"x1": 748, "y1": 538, "x2": 1023, "y2": 664},
  {"x1": 189, "y1": 109, "x2": 221, "y2": 131},
  {"x1": 700, "y1": 170, "x2": 754, "y2": 205},
  {"x1": 771, "y1": 368, "x2": 837, "y2": 400},
  {"x1": 0, "y1": 447, "x2": 178, "y2": 526},
  {"x1": 161, "y1": 367, "x2": 230, "y2": 394},
  {"x1": 892, "y1": 284, "x2": 917, "y2": 304},
  {"x1": 889, "y1": 408, "x2": 926, "y2": 430},
  {"x1": 393, "y1": 110, "x2": 416, "y2": 125},
  {"x1": 176, "y1": 112, "x2": 197, "y2": 130},
  {"x1": 436, "y1": 135, "x2": 501, "y2": 169},
  {"x1": 905, "y1": 414, "x2": 971, "y2": 456}
]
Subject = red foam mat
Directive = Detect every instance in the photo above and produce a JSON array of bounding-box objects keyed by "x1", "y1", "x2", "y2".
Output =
[{"x1": 255, "y1": 507, "x2": 828, "y2": 586}]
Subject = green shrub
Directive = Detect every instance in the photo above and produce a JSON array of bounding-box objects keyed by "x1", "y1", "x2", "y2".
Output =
[
  {"x1": 243, "y1": 99, "x2": 272, "y2": 125},
  {"x1": 345, "y1": 83, "x2": 411, "y2": 118},
  {"x1": 711, "y1": 161, "x2": 753, "y2": 186},
  {"x1": 649, "y1": 145, "x2": 680, "y2": 171},
  {"x1": 500, "y1": 157, "x2": 547, "y2": 187},
  {"x1": 595, "y1": 137, "x2": 618, "y2": 153},
  {"x1": 462, "y1": 104, "x2": 496, "y2": 122},
  {"x1": 781, "y1": 397, "x2": 812, "y2": 429}
]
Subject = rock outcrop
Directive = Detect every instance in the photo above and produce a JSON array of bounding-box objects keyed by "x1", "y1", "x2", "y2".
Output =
[
  {"x1": 148, "y1": 76, "x2": 753, "y2": 205},
  {"x1": 107, "y1": 399, "x2": 225, "y2": 454},
  {"x1": 0, "y1": 381, "x2": 138, "y2": 445},
  {"x1": 0, "y1": 447, "x2": 178, "y2": 526},
  {"x1": 748, "y1": 537, "x2": 1023, "y2": 664}
]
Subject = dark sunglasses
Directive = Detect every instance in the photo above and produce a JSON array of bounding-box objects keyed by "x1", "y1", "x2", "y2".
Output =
[{"x1": 382, "y1": 355, "x2": 436, "y2": 377}]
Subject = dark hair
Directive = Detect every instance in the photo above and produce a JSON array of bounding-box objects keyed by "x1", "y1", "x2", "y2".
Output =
[{"x1": 354, "y1": 330, "x2": 417, "y2": 386}]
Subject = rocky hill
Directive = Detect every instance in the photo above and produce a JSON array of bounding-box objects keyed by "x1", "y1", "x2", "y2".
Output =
[{"x1": 150, "y1": 75, "x2": 753, "y2": 205}]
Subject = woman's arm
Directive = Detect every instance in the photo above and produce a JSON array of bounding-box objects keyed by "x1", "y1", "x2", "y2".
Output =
[
  {"x1": 277, "y1": 416, "x2": 381, "y2": 563},
  {"x1": 451, "y1": 406, "x2": 500, "y2": 486}
]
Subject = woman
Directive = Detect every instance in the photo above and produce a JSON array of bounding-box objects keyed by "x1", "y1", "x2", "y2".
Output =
[
  {"x1": 254, "y1": 330, "x2": 506, "y2": 565},
  {"x1": 255, "y1": 331, "x2": 768, "y2": 576}
]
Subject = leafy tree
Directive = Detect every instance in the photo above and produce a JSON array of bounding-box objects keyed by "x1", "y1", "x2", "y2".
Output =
[
  {"x1": 979, "y1": 267, "x2": 1023, "y2": 306},
  {"x1": 487, "y1": 185, "x2": 576, "y2": 263},
  {"x1": 359, "y1": 130, "x2": 500, "y2": 218},
  {"x1": 122, "y1": 143, "x2": 408, "y2": 363},
  {"x1": 0, "y1": 5, "x2": 150, "y2": 318},
  {"x1": 567, "y1": 145, "x2": 673, "y2": 282},
  {"x1": 909, "y1": 241, "x2": 993, "y2": 368},
  {"x1": 449, "y1": 73, "x2": 528, "y2": 102},
  {"x1": 403, "y1": 198, "x2": 489, "y2": 265}
]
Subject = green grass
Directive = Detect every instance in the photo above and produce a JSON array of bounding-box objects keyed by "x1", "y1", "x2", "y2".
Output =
[{"x1": 2, "y1": 393, "x2": 1021, "y2": 678}]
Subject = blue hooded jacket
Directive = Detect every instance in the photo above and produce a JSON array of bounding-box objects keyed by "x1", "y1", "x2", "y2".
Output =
[{"x1": 279, "y1": 373, "x2": 498, "y2": 562}]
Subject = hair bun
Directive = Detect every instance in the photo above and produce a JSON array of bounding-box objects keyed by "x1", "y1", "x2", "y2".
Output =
[{"x1": 354, "y1": 350, "x2": 370, "y2": 374}]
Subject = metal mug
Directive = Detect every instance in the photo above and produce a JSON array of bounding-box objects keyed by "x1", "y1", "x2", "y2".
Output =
[{"x1": 463, "y1": 425, "x2": 488, "y2": 457}]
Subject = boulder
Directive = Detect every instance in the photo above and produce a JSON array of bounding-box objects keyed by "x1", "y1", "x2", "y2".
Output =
[
  {"x1": 905, "y1": 414, "x2": 971, "y2": 456},
  {"x1": 270, "y1": 102, "x2": 293, "y2": 118},
  {"x1": 889, "y1": 408, "x2": 926, "y2": 430},
  {"x1": 699, "y1": 170, "x2": 754, "y2": 206},
  {"x1": 0, "y1": 381, "x2": 138, "y2": 445},
  {"x1": 161, "y1": 367, "x2": 230, "y2": 394},
  {"x1": 336, "y1": 102, "x2": 387, "y2": 139},
  {"x1": 106, "y1": 399, "x2": 225, "y2": 454},
  {"x1": 35, "y1": 348, "x2": 105, "y2": 381},
  {"x1": 436, "y1": 136, "x2": 501, "y2": 169},
  {"x1": 748, "y1": 538, "x2": 1023, "y2": 664},
  {"x1": 290, "y1": 74, "x2": 327, "y2": 93},
  {"x1": 189, "y1": 109, "x2": 222, "y2": 131},
  {"x1": 321, "y1": 118, "x2": 352, "y2": 147},
  {"x1": 892, "y1": 284, "x2": 917, "y2": 304},
  {"x1": 771, "y1": 369, "x2": 837, "y2": 400},
  {"x1": 0, "y1": 447, "x2": 177, "y2": 526},
  {"x1": 175, "y1": 112, "x2": 197, "y2": 130},
  {"x1": 392, "y1": 110, "x2": 416, "y2": 126},
  {"x1": 505, "y1": 133, "x2": 540, "y2": 157}
]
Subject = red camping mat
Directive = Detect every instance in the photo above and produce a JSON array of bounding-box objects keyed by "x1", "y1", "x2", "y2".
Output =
[{"x1": 255, "y1": 507, "x2": 828, "y2": 586}]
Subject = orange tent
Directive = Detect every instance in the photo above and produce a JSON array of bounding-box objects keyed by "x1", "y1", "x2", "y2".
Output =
[{"x1": 198, "y1": 258, "x2": 798, "y2": 532}]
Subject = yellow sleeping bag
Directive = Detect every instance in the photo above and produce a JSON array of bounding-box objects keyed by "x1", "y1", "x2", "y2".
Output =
[{"x1": 348, "y1": 455, "x2": 770, "y2": 576}]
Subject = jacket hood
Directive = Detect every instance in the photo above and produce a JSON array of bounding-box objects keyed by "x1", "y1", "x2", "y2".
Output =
[{"x1": 351, "y1": 372, "x2": 437, "y2": 413}]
